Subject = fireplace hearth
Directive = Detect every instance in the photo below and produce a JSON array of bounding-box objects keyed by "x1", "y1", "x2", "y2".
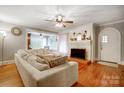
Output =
[{"x1": 70, "y1": 48, "x2": 86, "y2": 59}]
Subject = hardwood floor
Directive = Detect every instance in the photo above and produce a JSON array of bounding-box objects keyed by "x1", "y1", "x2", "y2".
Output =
[
  {"x1": 0, "y1": 64, "x2": 24, "y2": 87},
  {"x1": 73, "y1": 63, "x2": 124, "y2": 87},
  {"x1": 67, "y1": 57, "x2": 91, "y2": 70},
  {"x1": 0, "y1": 61, "x2": 124, "y2": 87}
]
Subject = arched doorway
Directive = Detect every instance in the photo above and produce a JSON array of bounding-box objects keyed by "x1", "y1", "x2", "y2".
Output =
[{"x1": 98, "y1": 27, "x2": 121, "y2": 63}]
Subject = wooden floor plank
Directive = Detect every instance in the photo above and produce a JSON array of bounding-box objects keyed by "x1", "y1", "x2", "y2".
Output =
[
  {"x1": 73, "y1": 63, "x2": 124, "y2": 87},
  {"x1": 0, "y1": 64, "x2": 24, "y2": 87}
]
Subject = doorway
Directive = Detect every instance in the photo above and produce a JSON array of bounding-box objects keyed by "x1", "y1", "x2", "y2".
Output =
[{"x1": 98, "y1": 27, "x2": 121, "y2": 63}]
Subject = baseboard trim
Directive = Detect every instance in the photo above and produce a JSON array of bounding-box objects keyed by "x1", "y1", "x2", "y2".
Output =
[
  {"x1": 98, "y1": 62, "x2": 118, "y2": 68},
  {"x1": 118, "y1": 61, "x2": 124, "y2": 65},
  {"x1": 0, "y1": 60, "x2": 15, "y2": 65},
  {"x1": 100, "y1": 60, "x2": 118, "y2": 64}
]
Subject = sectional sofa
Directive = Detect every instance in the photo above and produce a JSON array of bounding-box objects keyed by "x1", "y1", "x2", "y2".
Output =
[{"x1": 15, "y1": 49, "x2": 78, "y2": 87}]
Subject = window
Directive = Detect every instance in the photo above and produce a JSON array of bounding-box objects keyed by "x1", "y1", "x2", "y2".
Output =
[
  {"x1": 58, "y1": 34, "x2": 68, "y2": 54},
  {"x1": 29, "y1": 32, "x2": 58, "y2": 50},
  {"x1": 102, "y1": 35, "x2": 108, "y2": 43},
  {"x1": 30, "y1": 34, "x2": 43, "y2": 49},
  {"x1": 48, "y1": 36, "x2": 58, "y2": 50}
]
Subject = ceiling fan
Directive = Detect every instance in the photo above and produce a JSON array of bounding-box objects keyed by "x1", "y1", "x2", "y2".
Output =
[{"x1": 45, "y1": 15, "x2": 73, "y2": 28}]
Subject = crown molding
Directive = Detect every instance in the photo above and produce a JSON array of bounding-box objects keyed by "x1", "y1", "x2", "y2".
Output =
[{"x1": 99, "y1": 19, "x2": 124, "y2": 26}]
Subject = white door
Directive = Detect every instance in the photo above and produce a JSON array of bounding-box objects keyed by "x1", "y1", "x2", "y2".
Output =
[{"x1": 99, "y1": 28, "x2": 121, "y2": 63}]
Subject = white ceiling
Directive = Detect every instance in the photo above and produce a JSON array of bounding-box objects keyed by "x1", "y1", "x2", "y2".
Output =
[{"x1": 0, "y1": 5, "x2": 124, "y2": 32}]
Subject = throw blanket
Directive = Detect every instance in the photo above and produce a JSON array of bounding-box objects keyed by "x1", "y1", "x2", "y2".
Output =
[
  {"x1": 24, "y1": 49, "x2": 67, "y2": 68},
  {"x1": 42, "y1": 56, "x2": 67, "y2": 68}
]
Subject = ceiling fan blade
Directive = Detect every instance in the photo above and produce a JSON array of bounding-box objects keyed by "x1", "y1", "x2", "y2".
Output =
[
  {"x1": 63, "y1": 21, "x2": 73, "y2": 23},
  {"x1": 44, "y1": 20, "x2": 56, "y2": 22}
]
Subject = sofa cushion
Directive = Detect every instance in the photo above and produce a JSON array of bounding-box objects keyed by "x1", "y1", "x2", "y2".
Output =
[
  {"x1": 24, "y1": 54, "x2": 50, "y2": 71},
  {"x1": 27, "y1": 60, "x2": 50, "y2": 71},
  {"x1": 25, "y1": 49, "x2": 43, "y2": 57},
  {"x1": 17, "y1": 49, "x2": 28, "y2": 58},
  {"x1": 17, "y1": 49, "x2": 67, "y2": 68},
  {"x1": 43, "y1": 56, "x2": 67, "y2": 68},
  {"x1": 28, "y1": 54, "x2": 46, "y2": 64}
]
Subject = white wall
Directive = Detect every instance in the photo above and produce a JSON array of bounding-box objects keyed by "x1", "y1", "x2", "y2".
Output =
[
  {"x1": 0, "y1": 22, "x2": 27, "y2": 62},
  {"x1": 96, "y1": 22, "x2": 124, "y2": 64}
]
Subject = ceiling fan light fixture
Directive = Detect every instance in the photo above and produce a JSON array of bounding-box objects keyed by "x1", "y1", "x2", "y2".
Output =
[
  {"x1": 55, "y1": 23, "x2": 63, "y2": 28},
  {"x1": 45, "y1": 14, "x2": 73, "y2": 28},
  {"x1": 57, "y1": 15, "x2": 63, "y2": 21}
]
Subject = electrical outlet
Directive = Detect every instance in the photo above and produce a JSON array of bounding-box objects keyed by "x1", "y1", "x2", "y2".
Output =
[
  {"x1": 7, "y1": 56, "x2": 13, "y2": 60},
  {"x1": 10, "y1": 55, "x2": 14, "y2": 60}
]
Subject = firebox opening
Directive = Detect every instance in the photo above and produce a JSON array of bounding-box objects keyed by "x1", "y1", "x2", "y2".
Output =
[{"x1": 70, "y1": 48, "x2": 86, "y2": 59}]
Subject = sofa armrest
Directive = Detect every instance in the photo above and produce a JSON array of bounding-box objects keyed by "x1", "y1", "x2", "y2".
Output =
[
  {"x1": 35, "y1": 62, "x2": 78, "y2": 87},
  {"x1": 15, "y1": 54, "x2": 41, "y2": 86}
]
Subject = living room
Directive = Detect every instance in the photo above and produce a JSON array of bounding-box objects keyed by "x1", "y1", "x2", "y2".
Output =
[{"x1": 0, "y1": 5, "x2": 124, "y2": 88}]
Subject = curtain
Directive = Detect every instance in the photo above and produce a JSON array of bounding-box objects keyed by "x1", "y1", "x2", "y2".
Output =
[{"x1": 58, "y1": 34, "x2": 68, "y2": 54}]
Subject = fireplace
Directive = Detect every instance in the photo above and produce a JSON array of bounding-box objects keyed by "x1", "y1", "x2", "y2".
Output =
[{"x1": 70, "y1": 48, "x2": 86, "y2": 59}]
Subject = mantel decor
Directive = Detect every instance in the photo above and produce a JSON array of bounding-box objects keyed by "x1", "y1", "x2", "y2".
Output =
[{"x1": 70, "y1": 30, "x2": 91, "y2": 41}]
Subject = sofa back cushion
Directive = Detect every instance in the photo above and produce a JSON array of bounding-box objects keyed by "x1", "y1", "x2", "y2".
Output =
[
  {"x1": 25, "y1": 54, "x2": 50, "y2": 71},
  {"x1": 17, "y1": 49, "x2": 50, "y2": 71},
  {"x1": 17, "y1": 49, "x2": 28, "y2": 58},
  {"x1": 26, "y1": 59, "x2": 50, "y2": 71},
  {"x1": 25, "y1": 54, "x2": 47, "y2": 64}
]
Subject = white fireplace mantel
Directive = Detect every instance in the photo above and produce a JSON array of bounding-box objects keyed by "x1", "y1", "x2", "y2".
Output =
[
  {"x1": 67, "y1": 23, "x2": 96, "y2": 61},
  {"x1": 68, "y1": 41, "x2": 91, "y2": 60}
]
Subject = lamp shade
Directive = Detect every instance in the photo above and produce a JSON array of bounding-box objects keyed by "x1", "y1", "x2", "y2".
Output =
[
  {"x1": 0, "y1": 32, "x2": 3, "y2": 37},
  {"x1": 0, "y1": 31, "x2": 6, "y2": 37}
]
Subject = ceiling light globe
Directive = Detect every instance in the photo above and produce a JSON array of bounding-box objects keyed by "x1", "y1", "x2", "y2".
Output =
[
  {"x1": 55, "y1": 23, "x2": 63, "y2": 28},
  {"x1": 57, "y1": 15, "x2": 62, "y2": 21}
]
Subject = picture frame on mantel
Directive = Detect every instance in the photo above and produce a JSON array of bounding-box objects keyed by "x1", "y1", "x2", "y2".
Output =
[{"x1": 69, "y1": 30, "x2": 91, "y2": 42}]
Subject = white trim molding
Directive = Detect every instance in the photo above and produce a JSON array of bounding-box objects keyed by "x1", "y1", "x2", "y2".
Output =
[
  {"x1": 99, "y1": 19, "x2": 124, "y2": 26},
  {"x1": 119, "y1": 61, "x2": 124, "y2": 65},
  {"x1": 0, "y1": 60, "x2": 15, "y2": 65}
]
